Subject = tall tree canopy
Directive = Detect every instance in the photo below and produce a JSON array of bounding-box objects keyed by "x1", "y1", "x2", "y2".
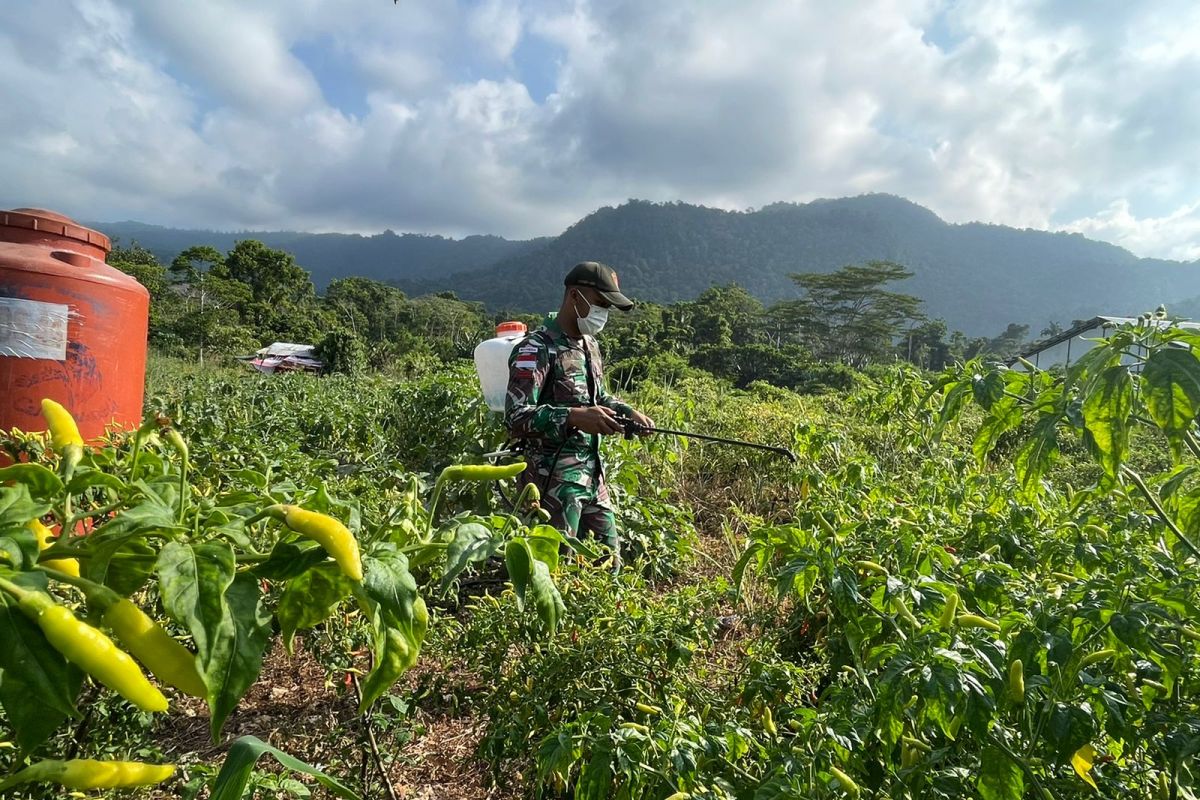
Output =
[{"x1": 775, "y1": 261, "x2": 923, "y2": 368}]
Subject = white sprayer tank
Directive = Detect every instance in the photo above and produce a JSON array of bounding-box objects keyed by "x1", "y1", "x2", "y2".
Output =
[{"x1": 474, "y1": 321, "x2": 529, "y2": 412}]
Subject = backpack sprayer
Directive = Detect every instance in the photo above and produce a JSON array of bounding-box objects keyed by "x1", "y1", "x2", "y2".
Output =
[{"x1": 473, "y1": 320, "x2": 797, "y2": 478}]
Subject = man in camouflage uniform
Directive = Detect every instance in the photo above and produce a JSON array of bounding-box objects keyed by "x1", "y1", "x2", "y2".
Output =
[{"x1": 504, "y1": 262, "x2": 654, "y2": 566}]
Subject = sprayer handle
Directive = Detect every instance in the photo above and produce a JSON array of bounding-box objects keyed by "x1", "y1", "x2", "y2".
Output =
[{"x1": 613, "y1": 415, "x2": 649, "y2": 440}]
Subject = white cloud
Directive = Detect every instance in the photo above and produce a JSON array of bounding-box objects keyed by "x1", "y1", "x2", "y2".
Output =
[
  {"x1": 0, "y1": 0, "x2": 1197, "y2": 261},
  {"x1": 1064, "y1": 199, "x2": 1200, "y2": 262},
  {"x1": 469, "y1": 0, "x2": 525, "y2": 62}
]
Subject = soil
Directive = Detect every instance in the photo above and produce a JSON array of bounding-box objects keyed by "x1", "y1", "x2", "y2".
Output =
[
  {"x1": 144, "y1": 512, "x2": 746, "y2": 799},
  {"x1": 146, "y1": 641, "x2": 519, "y2": 800}
]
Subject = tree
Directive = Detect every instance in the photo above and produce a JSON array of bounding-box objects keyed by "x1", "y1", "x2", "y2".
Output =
[
  {"x1": 964, "y1": 323, "x2": 1030, "y2": 360},
  {"x1": 603, "y1": 303, "x2": 667, "y2": 364},
  {"x1": 402, "y1": 295, "x2": 489, "y2": 360},
  {"x1": 774, "y1": 261, "x2": 924, "y2": 368},
  {"x1": 223, "y1": 240, "x2": 328, "y2": 344},
  {"x1": 1040, "y1": 321, "x2": 1064, "y2": 339},
  {"x1": 109, "y1": 242, "x2": 175, "y2": 346},
  {"x1": 901, "y1": 319, "x2": 954, "y2": 370},
  {"x1": 324, "y1": 277, "x2": 409, "y2": 344},
  {"x1": 316, "y1": 330, "x2": 367, "y2": 375},
  {"x1": 686, "y1": 284, "x2": 765, "y2": 348},
  {"x1": 167, "y1": 246, "x2": 253, "y2": 364}
]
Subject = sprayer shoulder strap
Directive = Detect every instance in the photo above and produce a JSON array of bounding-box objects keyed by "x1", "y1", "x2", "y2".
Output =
[{"x1": 531, "y1": 328, "x2": 558, "y2": 402}]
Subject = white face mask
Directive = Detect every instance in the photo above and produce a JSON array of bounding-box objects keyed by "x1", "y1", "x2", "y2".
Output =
[{"x1": 573, "y1": 291, "x2": 609, "y2": 336}]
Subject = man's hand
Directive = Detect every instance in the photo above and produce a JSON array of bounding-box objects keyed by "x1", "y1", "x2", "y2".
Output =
[
  {"x1": 568, "y1": 405, "x2": 624, "y2": 435},
  {"x1": 629, "y1": 409, "x2": 655, "y2": 437}
]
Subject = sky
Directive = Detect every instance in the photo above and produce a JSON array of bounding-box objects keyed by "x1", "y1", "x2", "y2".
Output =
[{"x1": 2, "y1": 0, "x2": 1198, "y2": 261}]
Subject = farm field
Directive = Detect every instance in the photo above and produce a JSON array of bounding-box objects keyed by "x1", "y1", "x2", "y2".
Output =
[{"x1": 2, "y1": 319, "x2": 1200, "y2": 799}]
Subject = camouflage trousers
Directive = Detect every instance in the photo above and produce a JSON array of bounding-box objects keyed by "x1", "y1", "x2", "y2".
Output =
[{"x1": 519, "y1": 468, "x2": 620, "y2": 570}]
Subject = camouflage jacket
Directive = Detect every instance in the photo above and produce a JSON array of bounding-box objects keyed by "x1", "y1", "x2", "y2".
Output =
[{"x1": 504, "y1": 316, "x2": 634, "y2": 487}]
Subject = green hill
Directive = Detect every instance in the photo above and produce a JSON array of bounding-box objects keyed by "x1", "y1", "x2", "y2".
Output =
[
  {"x1": 90, "y1": 220, "x2": 547, "y2": 290},
  {"x1": 425, "y1": 195, "x2": 1200, "y2": 335},
  {"x1": 94, "y1": 194, "x2": 1200, "y2": 336}
]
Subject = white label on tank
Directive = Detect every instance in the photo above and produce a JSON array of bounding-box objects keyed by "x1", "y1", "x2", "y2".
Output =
[{"x1": 0, "y1": 297, "x2": 70, "y2": 360}]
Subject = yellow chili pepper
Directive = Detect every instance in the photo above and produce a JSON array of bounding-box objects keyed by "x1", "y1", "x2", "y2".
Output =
[
  {"x1": 1009, "y1": 659, "x2": 1025, "y2": 704},
  {"x1": 939, "y1": 593, "x2": 959, "y2": 631},
  {"x1": 762, "y1": 706, "x2": 778, "y2": 736},
  {"x1": 40, "y1": 398, "x2": 83, "y2": 452},
  {"x1": 892, "y1": 596, "x2": 920, "y2": 628},
  {"x1": 30, "y1": 519, "x2": 79, "y2": 577},
  {"x1": 0, "y1": 758, "x2": 175, "y2": 791},
  {"x1": 17, "y1": 592, "x2": 168, "y2": 713},
  {"x1": 1079, "y1": 648, "x2": 1117, "y2": 669},
  {"x1": 102, "y1": 598, "x2": 206, "y2": 698},
  {"x1": 439, "y1": 463, "x2": 527, "y2": 482},
  {"x1": 830, "y1": 766, "x2": 860, "y2": 798},
  {"x1": 277, "y1": 506, "x2": 363, "y2": 582},
  {"x1": 957, "y1": 613, "x2": 1001, "y2": 632},
  {"x1": 40, "y1": 398, "x2": 83, "y2": 477}
]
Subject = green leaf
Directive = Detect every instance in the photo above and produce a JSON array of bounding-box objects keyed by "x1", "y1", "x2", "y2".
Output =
[
  {"x1": 932, "y1": 378, "x2": 971, "y2": 440},
  {"x1": 505, "y1": 537, "x2": 532, "y2": 611},
  {"x1": 1081, "y1": 365, "x2": 1133, "y2": 481},
  {"x1": 359, "y1": 623, "x2": 421, "y2": 711},
  {"x1": 0, "y1": 664, "x2": 82, "y2": 753},
  {"x1": 972, "y1": 398, "x2": 1023, "y2": 466},
  {"x1": 157, "y1": 541, "x2": 236, "y2": 667},
  {"x1": 92, "y1": 500, "x2": 180, "y2": 539},
  {"x1": 360, "y1": 545, "x2": 418, "y2": 625},
  {"x1": 1014, "y1": 413, "x2": 1060, "y2": 491},
  {"x1": 973, "y1": 370, "x2": 1006, "y2": 410},
  {"x1": 561, "y1": 536, "x2": 600, "y2": 560},
  {"x1": 530, "y1": 558, "x2": 565, "y2": 636},
  {"x1": 208, "y1": 734, "x2": 361, "y2": 800},
  {"x1": 0, "y1": 526, "x2": 38, "y2": 572},
  {"x1": 64, "y1": 468, "x2": 126, "y2": 495},
  {"x1": 207, "y1": 574, "x2": 271, "y2": 741},
  {"x1": 732, "y1": 540, "x2": 767, "y2": 597},
  {"x1": 977, "y1": 745, "x2": 1024, "y2": 800},
  {"x1": 1176, "y1": 487, "x2": 1200, "y2": 542},
  {"x1": 0, "y1": 486, "x2": 50, "y2": 552},
  {"x1": 536, "y1": 728, "x2": 582, "y2": 790},
  {"x1": 277, "y1": 563, "x2": 352, "y2": 653},
  {"x1": 83, "y1": 536, "x2": 157, "y2": 597},
  {"x1": 0, "y1": 597, "x2": 83, "y2": 752},
  {"x1": 1143, "y1": 347, "x2": 1200, "y2": 459},
  {"x1": 574, "y1": 740, "x2": 613, "y2": 800},
  {"x1": 251, "y1": 539, "x2": 328, "y2": 581},
  {"x1": 1048, "y1": 702, "x2": 1097, "y2": 764},
  {"x1": 158, "y1": 540, "x2": 262, "y2": 742},
  {"x1": 440, "y1": 522, "x2": 501, "y2": 591},
  {"x1": 1160, "y1": 465, "x2": 1199, "y2": 501},
  {"x1": 0, "y1": 464, "x2": 63, "y2": 499},
  {"x1": 527, "y1": 524, "x2": 562, "y2": 573}
]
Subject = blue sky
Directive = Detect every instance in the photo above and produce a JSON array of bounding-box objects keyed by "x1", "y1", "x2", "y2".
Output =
[{"x1": 1, "y1": 0, "x2": 1198, "y2": 261}]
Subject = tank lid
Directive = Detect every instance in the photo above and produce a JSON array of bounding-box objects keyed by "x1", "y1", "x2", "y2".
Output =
[
  {"x1": 496, "y1": 320, "x2": 527, "y2": 336},
  {"x1": 1, "y1": 208, "x2": 111, "y2": 254}
]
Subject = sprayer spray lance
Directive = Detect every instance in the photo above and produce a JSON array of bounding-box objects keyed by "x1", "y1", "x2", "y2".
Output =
[
  {"x1": 613, "y1": 416, "x2": 797, "y2": 463},
  {"x1": 481, "y1": 420, "x2": 797, "y2": 463}
]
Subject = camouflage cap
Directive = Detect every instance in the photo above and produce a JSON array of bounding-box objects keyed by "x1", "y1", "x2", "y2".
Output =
[{"x1": 564, "y1": 261, "x2": 633, "y2": 311}]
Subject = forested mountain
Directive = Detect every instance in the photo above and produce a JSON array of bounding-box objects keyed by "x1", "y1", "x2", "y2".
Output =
[
  {"x1": 90, "y1": 220, "x2": 546, "y2": 290},
  {"x1": 94, "y1": 194, "x2": 1200, "y2": 336},
  {"x1": 426, "y1": 195, "x2": 1200, "y2": 334}
]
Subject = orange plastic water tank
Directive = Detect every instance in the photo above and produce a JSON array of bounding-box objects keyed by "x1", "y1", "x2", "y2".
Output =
[{"x1": 0, "y1": 208, "x2": 149, "y2": 443}]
